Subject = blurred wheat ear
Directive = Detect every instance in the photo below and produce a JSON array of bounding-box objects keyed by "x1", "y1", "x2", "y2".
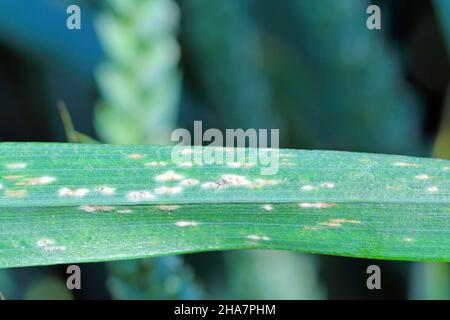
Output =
[{"x1": 0, "y1": 142, "x2": 449, "y2": 268}]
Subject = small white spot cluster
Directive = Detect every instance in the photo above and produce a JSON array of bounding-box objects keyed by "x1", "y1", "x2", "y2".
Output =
[
  {"x1": 320, "y1": 182, "x2": 335, "y2": 188},
  {"x1": 58, "y1": 187, "x2": 89, "y2": 197},
  {"x1": 221, "y1": 174, "x2": 251, "y2": 186},
  {"x1": 247, "y1": 235, "x2": 271, "y2": 241},
  {"x1": 95, "y1": 186, "x2": 116, "y2": 195},
  {"x1": 319, "y1": 219, "x2": 361, "y2": 228},
  {"x1": 127, "y1": 191, "x2": 155, "y2": 201},
  {"x1": 201, "y1": 182, "x2": 221, "y2": 189},
  {"x1": 180, "y1": 179, "x2": 199, "y2": 186},
  {"x1": 177, "y1": 162, "x2": 193, "y2": 168},
  {"x1": 175, "y1": 220, "x2": 198, "y2": 227},
  {"x1": 36, "y1": 238, "x2": 66, "y2": 252},
  {"x1": 415, "y1": 174, "x2": 431, "y2": 180},
  {"x1": 201, "y1": 175, "x2": 280, "y2": 190},
  {"x1": 155, "y1": 186, "x2": 183, "y2": 195},
  {"x1": 261, "y1": 204, "x2": 273, "y2": 211},
  {"x1": 78, "y1": 205, "x2": 115, "y2": 213},
  {"x1": 227, "y1": 161, "x2": 255, "y2": 169},
  {"x1": 17, "y1": 176, "x2": 56, "y2": 186},
  {"x1": 301, "y1": 182, "x2": 335, "y2": 191},
  {"x1": 301, "y1": 185, "x2": 317, "y2": 191},
  {"x1": 202, "y1": 174, "x2": 251, "y2": 189},
  {"x1": 145, "y1": 161, "x2": 167, "y2": 167},
  {"x1": 157, "y1": 205, "x2": 180, "y2": 211},
  {"x1": 298, "y1": 202, "x2": 336, "y2": 209},
  {"x1": 128, "y1": 153, "x2": 145, "y2": 159},
  {"x1": 5, "y1": 163, "x2": 27, "y2": 170},
  {"x1": 155, "y1": 170, "x2": 184, "y2": 182},
  {"x1": 392, "y1": 161, "x2": 419, "y2": 167},
  {"x1": 179, "y1": 148, "x2": 194, "y2": 155}
]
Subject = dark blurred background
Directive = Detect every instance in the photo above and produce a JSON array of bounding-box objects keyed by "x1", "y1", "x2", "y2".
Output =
[{"x1": 0, "y1": 0, "x2": 449, "y2": 299}]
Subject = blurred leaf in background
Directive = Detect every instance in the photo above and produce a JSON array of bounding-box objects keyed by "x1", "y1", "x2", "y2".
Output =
[{"x1": 254, "y1": 0, "x2": 426, "y2": 155}]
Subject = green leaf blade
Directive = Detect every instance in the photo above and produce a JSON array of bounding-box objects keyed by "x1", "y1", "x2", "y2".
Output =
[{"x1": 0, "y1": 143, "x2": 449, "y2": 267}]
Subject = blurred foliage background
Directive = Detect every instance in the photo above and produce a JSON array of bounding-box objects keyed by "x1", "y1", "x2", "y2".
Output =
[{"x1": 0, "y1": 0, "x2": 449, "y2": 299}]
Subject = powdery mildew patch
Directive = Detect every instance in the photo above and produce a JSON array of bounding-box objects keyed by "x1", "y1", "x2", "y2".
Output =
[
  {"x1": 175, "y1": 220, "x2": 198, "y2": 227},
  {"x1": 5, "y1": 163, "x2": 27, "y2": 170},
  {"x1": 155, "y1": 170, "x2": 184, "y2": 182},
  {"x1": 58, "y1": 187, "x2": 89, "y2": 197},
  {"x1": 16, "y1": 176, "x2": 56, "y2": 186},
  {"x1": 127, "y1": 191, "x2": 155, "y2": 201}
]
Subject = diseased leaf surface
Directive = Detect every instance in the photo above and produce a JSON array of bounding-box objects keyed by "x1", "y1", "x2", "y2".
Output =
[{"x1": 0, "y1": 143, "x2": 449, "y2": 268}]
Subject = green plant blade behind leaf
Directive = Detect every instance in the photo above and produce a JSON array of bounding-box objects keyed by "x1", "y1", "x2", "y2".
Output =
[{"x1": 0, "y1": 142, "x2": 449, "y2": 267}]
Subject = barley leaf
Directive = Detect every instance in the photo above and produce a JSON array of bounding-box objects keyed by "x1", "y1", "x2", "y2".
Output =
[{"x1": 0, "y1": 142, "x2": 449, "y2": 268}]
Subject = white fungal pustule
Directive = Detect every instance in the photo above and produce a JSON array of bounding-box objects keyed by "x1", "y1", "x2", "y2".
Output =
[
  {"x1": 415, "y1": 174, "x2": 431, "y2": 180},
  {"x1": 37, "y1": 238, "x2": 54, "y2": 247},
  {"x1": 179, "y1": 148, "x2": 194, "y2": 155},
  {"x1": 220, "y1": 174, "x2": 251, "y2": 187},
  {"x1": 227, "y1": 162, "x2": 242, "y2": 168},
  {"x1": 95, "y1": 186, "x2": 116, "y2": 195},
  {"x1": 301, "y1": 185, "x2": 317, "y2": 191},
  {"x1": 226, "y1": 161, "x2": 255, "y2": 169},
  {"x1": 261, "y1": 204, "x2": 273, "y2": 211},
  {"x1": 175, "y1": 220, "x2": 198, "y2": 227},
  {"x1": 247, "y1": 235, "x2": 271, "y2": 241},
  {"x1": 145, "y1": 161, "x2": 167, "y2": 167},
  {"x1": 5, "y1": 189, "x2": 28, "y2": 198},
  {"x1": 426, "y1": 186, "x2": 439, "y2": 193},
  {"x1": 202, "y1": 174, "x2": 251, "y2": 189},
  {"x1": 155, "y1": 170, "x2": 184, "y2": 182},
  {"x1": 16, "y1": 176, "x2": 56, "y2": 186},
  {"x1": 392, "y1": 161, "x2": 419, "y2": 167},
  {"x1": 180, "y1": 179, "x2": 199, "y2": 186},
  {"x1": 58, "y1": 187, "x2": 89, "y2": 197},
  {"x1": 320, "y1": 182, "x2": 335, "y2": 189},
  {"x1": 319, "y1": 219, "x2": 361, "y2": 228},
  {"x1": 127, "y1": 191, "x2": 155, "y2": 201},
  {"x1": 36, "y1": 238, "x2": 66, "y2": 252},
  {"x1": 443, "y1": 166, "x2": 450, "y2": 171},
  {"x1": 0, "y1": 183, "x2": 3, "y2": 189},
  {"x1": 157, "y1": 205, "x2": 181, "y2": 212},
  {"x1": 201, "y1": 182, "x2": 221, "y2": 189},
  {"x1": 154, "y1": 186, "x2": 183, "y2": 195},
  {"x1": 128, "y1": 153, "x2": 145, "y2": 159},
  {"x1": 298, "y1": 202, "x2": 336, "y2": 209},
  {"x1": 5, "y1": 162, "x2": 27, "y2": 170},
  {"x1": 403, "y1": 237, "x2": 413, "y2": 243},
  {"x1": 177, "y1": 162, "x2": 193, "y2": 168},
  {"x1": 78, "y1": 205, "x2": 115, "y2": 213}
]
